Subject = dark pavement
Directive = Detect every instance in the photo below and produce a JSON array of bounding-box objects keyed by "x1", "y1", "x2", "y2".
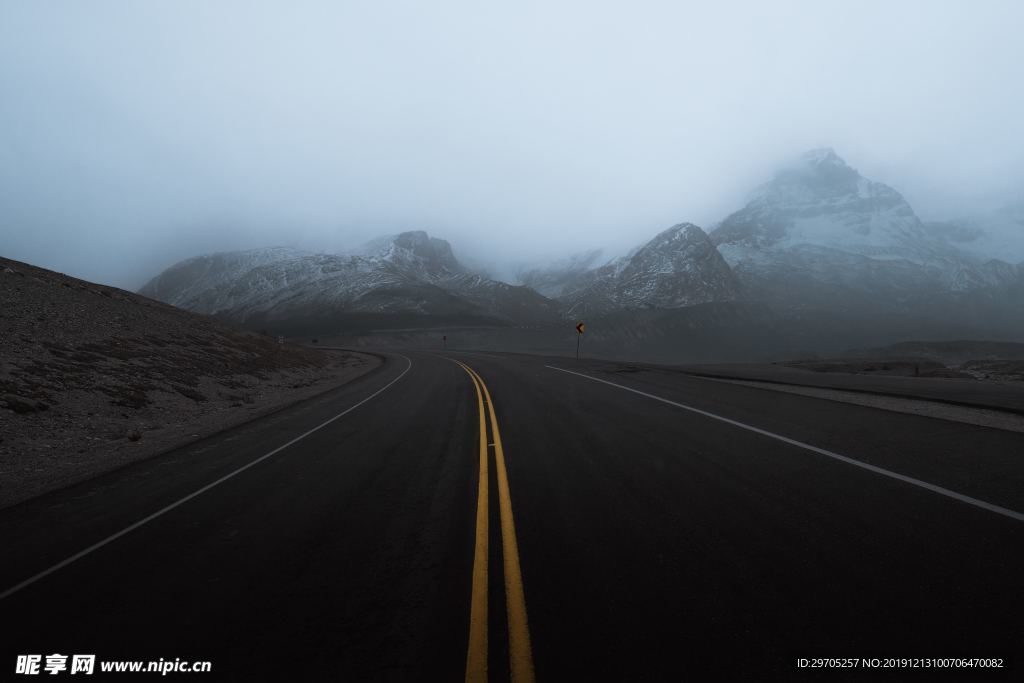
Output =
[{"x1": 2, "y1": 350, "x2": 1021, "y2": 680}]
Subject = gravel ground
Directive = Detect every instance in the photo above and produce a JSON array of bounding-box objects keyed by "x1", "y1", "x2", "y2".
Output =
[
  {"x1": 0, "y1": 257, "x2": 379, "y2": 509},
  {"x1": 703, "y1": 376, "x2": 1024, "y2": 434},
  {"x1": 679, "y1": 361, "x2": 1024, "y2": 414}
]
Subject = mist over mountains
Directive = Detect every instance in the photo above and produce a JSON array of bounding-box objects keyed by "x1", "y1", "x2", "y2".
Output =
[
  {"x1": 140, "y1": 230, "x2": 561, "y2": 333},
  {"x1": 140, "y1": 149, "x2": 1024, "y2": 359}
]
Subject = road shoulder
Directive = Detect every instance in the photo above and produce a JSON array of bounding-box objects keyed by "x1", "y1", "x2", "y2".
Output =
[
  {"x1": 0, "y1": 350, "x2": 381, "y2": 509},
  {"x1": 696, "y1": 375, "x2": 1024, "y2": 434}
]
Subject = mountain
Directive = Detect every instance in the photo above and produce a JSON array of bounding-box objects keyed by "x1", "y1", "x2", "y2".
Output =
[
  {"x1": 1, "y1": 255, "x2": 364, "y2": 506},
  {"x1": 528, "y1": 223, "x2": 740, "y2": 316},
  {"x1": 924, "y1": 199, "x2": 1024, "y2": 264},
  {"x1": 139, "y1": 231, "x2": 561, "y2": 332},
  {"x1": 518, "y1": 249, "x2": 605, "y2": 299},
  {"x1": 138, "y1": 151, "x2": 1024, "y2": 352},
  {"x1": 708, "y1": 149, "x2": 1022, "y2": 314},
  {"x1": 712, "y1": 148, "x2": 933, "y2": 262},
  {"x1": 354, "y1": 230, "x2": 465, "y2": 279},
  {"x1": 138, "y1": 247, "x2": 308, "y2": 310}
]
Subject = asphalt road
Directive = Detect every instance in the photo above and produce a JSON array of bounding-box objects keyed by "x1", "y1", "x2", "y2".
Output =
[{"x1": 2, "y1": 350, "x2": 1021, "y2": 680}]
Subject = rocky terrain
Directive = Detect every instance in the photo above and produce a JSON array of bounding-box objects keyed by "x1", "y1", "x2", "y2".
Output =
[
  {"x1": 844, "y1": 339, "x2": 1024, "y2": 363},
  {"x1": 526, "y1": 223, "x2": 741, "y2": 316},
  {"x1": 140, "y1": 231, "x2": 561, "y2": 333},
  {"x1": 773, "y1": 339, "x2": 1024, "y2": 382},
  {"x1": 707, "y1": 149, "x2": 1024, "y2": 320},
  {"x1": 0, "y1": 257, "x2": 376, "y2": 508},
  {"x1": 517, "y1": 248, "x2": 605, "y2": 299},
  {"x1": 513, "y1": 149, "x2": 1024, "y2": 345},
  {"x1": 836, "y1": 339, "x2": 1024, "y2": 381},
  {"x1": 138, "y1": 149, "x2": 1024, "y2": 359},
  {"x1": 925, "y1": 200, "x2": 1024, "y2": 264}
]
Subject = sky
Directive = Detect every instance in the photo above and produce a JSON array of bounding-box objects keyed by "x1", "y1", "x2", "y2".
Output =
[{"x1": 1, "y1": 0, "x2": 1023, "y2": 288}]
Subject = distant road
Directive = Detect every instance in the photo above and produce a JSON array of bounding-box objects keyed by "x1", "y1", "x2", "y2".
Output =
[{"x1": 2, "y1": 351, "x2": 1021, "y2": 679}]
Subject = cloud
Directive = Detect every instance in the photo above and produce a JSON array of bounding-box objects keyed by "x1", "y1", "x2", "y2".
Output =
[{"x1": 2, "y1": 0, "x2": 1022, "y2": 288}]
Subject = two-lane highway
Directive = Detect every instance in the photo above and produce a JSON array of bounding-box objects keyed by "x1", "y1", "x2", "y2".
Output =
[
  {"x1": 2, "y1": 350, "x2": 1021, "y2": 680},
  {"x1": 2, "y1": 353, "x2": 479, "y2": 680},
  {"x1": 452, "y1": 360, "x2": 533, "y2": 683},
  {"x1": 451, "y1": 351, "x2": 1023, "y2": 680}
]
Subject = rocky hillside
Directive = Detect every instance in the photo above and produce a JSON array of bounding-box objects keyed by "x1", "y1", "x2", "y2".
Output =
[
  {"x1": 924, "y1": 200, "x2": 1024, "y2": 264},
  {"x1": 137, "y1": 150, "x2": 1024, "y2": 349},
  {"x1": 712, "y1": 148, "x2": 932, "y2": 261},
  {"x1": 140, "y1": 231, "x2": 562, "y2": 331},
  {"x1": 1, "y1": 256, "x2": 370, "y2": 507},
  {"x1": 555, "y1": 223, "x2": 741, "y2": 316},
  {"x1": 136, "y1": 246, "x2": 308, "y2": 309},
  {"x1": 517, "y1": 224, "x2": 741, "y2": 316},
  {"x1": 708, "y1": 149, "x2": 1023, "y2": 315},
  {"x1": 518, "y1": 248, "x2": 605, "y2": 299}
]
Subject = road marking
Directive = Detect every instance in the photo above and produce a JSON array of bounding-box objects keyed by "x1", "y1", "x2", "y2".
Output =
[
  {"x1": 0, "y1": 355, "x2": 414, "y2": 602},
  {"x1": 456, "y1": 362, "x2": 489, "y2": 683},
  {"x1": 455, "y1": 360, "x2": 536, "y2": 683},
  {"x1": 546, "y1": 365, "x2": 1024, "y2": 524},
  {"x1": 451, "y1": 351, "x2": 507, "y2": 360},
  {"x1": 462, "y1": 363, "x2": 535, "y2": 683}
]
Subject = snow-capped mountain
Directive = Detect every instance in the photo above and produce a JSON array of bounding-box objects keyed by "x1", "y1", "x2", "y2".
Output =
[
  {"x1": 140, "y1": 151, "x2": 1023, "y2": 343},
  {"x1": 712, "y1": 148, "x2": 936, "y2": 263},
  {"x1": 139, "y1": 231, "x2": 560, "y2": 328},
  {"x1": 708, "y1": 149, "x2": 1021, "y2": 310},
  {"x1": 518, "y1": 248, "x2": 605, "y2": 299},
  {"x1": 924, "y1": 199, "x2": 1024, "y2": 264},
  {"x1": 545, "y1": 223, "x2": 740, "y2": 316},
  {"x1": 355, "y1": 230, "x2": 466, "y2": 279},
  {"x1": 138, "y1": 247, "x2": 309, "y2": 311}
]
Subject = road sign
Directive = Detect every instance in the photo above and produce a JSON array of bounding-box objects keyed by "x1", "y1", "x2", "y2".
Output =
[
  {"x1": 575, "y1": 322, "x2": 585, "y2": 334},
  {"x1": 575, "y1": 322, "x2": 585, "y2": 359}
]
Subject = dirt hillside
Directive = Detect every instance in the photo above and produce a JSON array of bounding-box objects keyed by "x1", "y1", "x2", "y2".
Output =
[{"x1": 0, "y1": 256, "x2": 377, "y2": 508}]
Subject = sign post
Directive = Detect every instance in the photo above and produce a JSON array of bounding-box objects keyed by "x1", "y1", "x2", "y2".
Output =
[
  {"x1": 443, "y1": 334, "x2": 447, "y2": 350},
  {"x1": 575, "y1": 322, "x2": 585, "y2": 360}
]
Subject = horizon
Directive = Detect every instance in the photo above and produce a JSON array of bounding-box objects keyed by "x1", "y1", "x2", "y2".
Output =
[
  {"x1": 3, "y1": 1, "x2": 1024, "y2": 289},
  {"x1": 7, "y1": 144, "x2": 1023, "y2": 292}
]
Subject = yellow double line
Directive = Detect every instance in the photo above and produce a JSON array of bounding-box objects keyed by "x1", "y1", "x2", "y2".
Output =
[{"x1": 455, "y1": 360, "x2": 534, "y2": 683}]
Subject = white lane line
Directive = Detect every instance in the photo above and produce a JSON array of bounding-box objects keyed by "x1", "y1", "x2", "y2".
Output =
[
  {"x1": 546, "y1": 365, "x2": 1024, "y2": 523},
  {"x1": 0, "y1": 355, "x2": 414, "y2": 602}
]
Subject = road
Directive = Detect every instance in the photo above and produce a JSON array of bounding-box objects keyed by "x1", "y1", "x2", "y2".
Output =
[{"x1": 1, "y1": 351, "x2": 1021, "y2": 680}]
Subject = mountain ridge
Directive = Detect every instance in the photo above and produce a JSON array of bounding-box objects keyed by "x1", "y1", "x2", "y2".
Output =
[
  {"x1": 138, "y1": 149, "x2": 1024, "y2": 342},
  {"x1": 139, "y1": 232, "x2": 561, "y2": 330}
]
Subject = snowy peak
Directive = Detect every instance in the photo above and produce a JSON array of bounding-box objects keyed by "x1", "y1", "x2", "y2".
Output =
[
  {"x1": 925, "y1": 199, "x2": 1024, "y2": 263},
  {"x1": 389, "y1": 231, "x2": 462, "y2": 272},
  {"x1": 759, "y1": 148, "x2": 871, "y2": 204},
  {"x1": 517, "y1": 249, "x2": 605, "y2": 298},
  {"x1": 138, "y1": 247, "x2": 306, "y2": 306},
  {"x1": 626, "y1": 223, "x2": 716, "y2": 271},
  {"x1": 801, "y1": 147, "x2": 843, "y2": 164},
  {"x1": 139, "y1": 231, "x2": 560, "y2": 327},
  {"x1": 558, "y1": 223, "x2": 740, "y2": 315},
  {"x1": 361, "y1": 230, "x2": 465, "y2": 280},
  {"x1": 702, "y1": 149, "x2": 1024, "y2": 317},
  {"x1": 713, "y1": 148, "x2": 929, "y2": 259},
  {"x1": 612, "y1": 223, "x2": 739, "y2": 308},
  {"x1": 800, "y1": 147, "x2": 849, "y2": 170}
]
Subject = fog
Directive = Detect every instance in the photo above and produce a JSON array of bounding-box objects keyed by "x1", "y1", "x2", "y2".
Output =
[{"x1": 2, "y1": 0, "x2": 1023, "y2": 289}]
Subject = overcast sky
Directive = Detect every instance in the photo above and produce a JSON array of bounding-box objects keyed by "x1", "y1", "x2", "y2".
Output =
[{"x1": 2, "y1": 0, "x2": 1023, "y2": 288}]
